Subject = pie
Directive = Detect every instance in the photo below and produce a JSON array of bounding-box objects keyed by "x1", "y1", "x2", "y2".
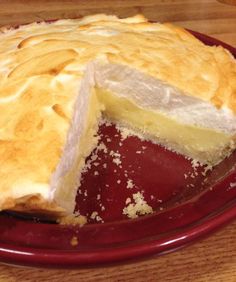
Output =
[{"x1": 0, "y1": 14, "x2": 235, "y2": 216}]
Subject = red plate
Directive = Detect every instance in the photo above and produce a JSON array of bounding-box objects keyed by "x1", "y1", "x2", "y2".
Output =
[{"x1": 0, "y1": 31, "x2": 236, "y2": 268}]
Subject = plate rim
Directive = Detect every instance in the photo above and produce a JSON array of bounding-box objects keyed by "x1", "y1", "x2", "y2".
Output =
[{"x1": 0, "y1": 199, "x2": 236, "y2": 268}]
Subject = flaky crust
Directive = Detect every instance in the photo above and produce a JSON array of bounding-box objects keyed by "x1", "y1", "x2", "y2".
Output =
[
  {"x1": 3, "y1": 194, "x2": 66, "y2": 218},
  {"x1": 0, "y1": 14, "x2": 235, "y2": 212}
]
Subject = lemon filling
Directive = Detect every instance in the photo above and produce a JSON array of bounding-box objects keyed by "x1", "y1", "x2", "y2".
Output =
[{"x1": 96, "y1": 87, "x2": 233, "y2": 164}]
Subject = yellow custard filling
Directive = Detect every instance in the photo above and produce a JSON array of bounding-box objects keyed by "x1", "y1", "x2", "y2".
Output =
[{"x1": 96, "y1": 87, "x2": 233, "y2": 164}]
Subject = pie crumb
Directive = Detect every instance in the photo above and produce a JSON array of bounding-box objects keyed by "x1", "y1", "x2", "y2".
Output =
[
  {"x1": 90, "y1": 211, "x2": 104, "y2": 222},
  {"x1": 127, "y1": 179, "x2": 134, "y2": 189},
  {"x1": 123, "y1": 192, "x2": 153, "y2": 219},
  {"x1": 57, "y1": 213, "x2": 87, "y2": 226},
  {"x1": 70, "y1": 236, "x2": 78, "y2": 246}
]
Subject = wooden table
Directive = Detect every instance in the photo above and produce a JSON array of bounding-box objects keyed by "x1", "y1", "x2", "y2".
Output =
[{"x1": 0, "y1": 0, "x2": 236, "y2": 281}]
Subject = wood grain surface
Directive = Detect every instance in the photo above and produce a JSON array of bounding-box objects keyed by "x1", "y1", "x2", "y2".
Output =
[
  {"x1": 0, "y1": 0, "x2": 236, "y2": 281},
  {"x1": 0, "y1": 0, "x2": 236, "y2": 46}
]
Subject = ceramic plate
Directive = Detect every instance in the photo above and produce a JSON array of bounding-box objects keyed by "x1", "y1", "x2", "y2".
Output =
[{"x1": 0, "y1": 30, "x2": 236, "y2": 268}]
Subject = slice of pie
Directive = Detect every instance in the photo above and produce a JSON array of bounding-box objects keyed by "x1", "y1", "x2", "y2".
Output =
[{"x1": 0, "y1": 14, "x2": 235, "y2": 216}]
